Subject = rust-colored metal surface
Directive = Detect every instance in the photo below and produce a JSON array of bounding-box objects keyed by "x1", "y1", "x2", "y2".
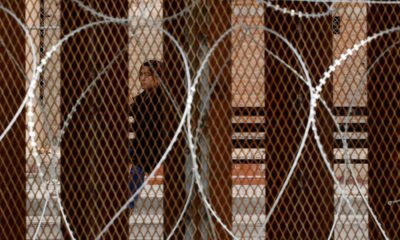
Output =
[
  {"x1": 162, "y1": 1, "x2": 188, "y2": 239},
  {"x1": 368, "y1": 4, "x2": 400, "y2": 239},
  {"x1": 0, "y1": 1, "x2": 26, "y2": 239},
  {"x1": 1, "y1": 1, "x2": 400, "y2": 239},
  {"x1": 264, "y1": 2, "x2": 334, "y2": 239},
  {"x1": 163, "y1": 1, "x2": 232, "y2": 239},
  {"x1": 60, "y1": 0, "x2": 129, "y2": 238},
  {"x1": 207, "y1": 1, "x2": 233, "y2": 239}
]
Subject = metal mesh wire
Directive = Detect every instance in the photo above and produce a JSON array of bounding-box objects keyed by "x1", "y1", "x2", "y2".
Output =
[{"x1": 0, "y1": 0, "x2": 399, "y2": 239}]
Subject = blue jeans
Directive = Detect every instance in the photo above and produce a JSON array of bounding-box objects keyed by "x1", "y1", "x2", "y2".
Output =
[{"x1": 129, "y1": 165, "x2": 144, "y2": 209}]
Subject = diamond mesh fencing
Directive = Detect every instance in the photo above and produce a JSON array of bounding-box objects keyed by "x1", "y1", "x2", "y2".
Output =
[{"x1": 0, "y1": 0, "x2": 399, "y2": 239}]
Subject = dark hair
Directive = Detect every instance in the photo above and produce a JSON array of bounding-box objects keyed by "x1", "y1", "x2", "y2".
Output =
[{"x1": 141, "y1": 60, "x2": 163, "y2": 81}]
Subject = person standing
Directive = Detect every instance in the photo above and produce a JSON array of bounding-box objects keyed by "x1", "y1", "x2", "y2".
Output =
[{"x1": 129, "y1": 60, "x2": 169, "y2": 208}]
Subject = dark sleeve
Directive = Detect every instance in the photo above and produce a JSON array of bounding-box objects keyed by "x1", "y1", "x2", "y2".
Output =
[
  {"x1": 159, "y1": 90, "x2": 174, "y2": 150},
  {"x1": 129, "y1": 98, "x2": 139, "y2": 159},
  {"x1": 130, "y1": 101, "x2": 138, "y2": 134}
]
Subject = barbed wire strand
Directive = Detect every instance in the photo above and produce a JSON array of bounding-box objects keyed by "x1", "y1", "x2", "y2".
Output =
[
  {"x1": 58, "y1": 3, "x2": 241, "y2": 237},
  {"x1": 29, "y1": 19, "x2": 132, "y2": 240},
  {"x1": 258, "y1": 0, "x2": 335, "y2": 18},
  {"x1": 31, "y1": 17, "x2": 191, "y2": 240},
  {"x1": 246, "y1": 30, "x2": 362, "y2": 219},
  {"x1": 0, "y1": 4, "x2": 38, "y2": 141},
  {"x1": 195, "y1": 23, "x2": 364, "y2": 238},
  {"x1": 0, "y1": 35, "x2": 60, "y2": 239},
  {"x1": 54, "y1": 180, "x2": 76, "y2": 239},
  {"x1": 32, "y1": 192, "x2": 50, "y2": 240},
  {"x1": 248, "y1": 22, "x2": 400, "y2": 239},
  {"x1": 328, "y1": 195, "x2": 345, "y2": 239},
  {"x1": 257, "y1": 24, "x2": 400, "y2": 240},
  {"x1": 95, "y1": 24, "x2": 192, "y2": 239},
  {"x1": 18, "y1": 15, "x2": 160, "y2": 239},
  {"x1": 311, "y1": 25, "x2": 400, "y2": 240},
  {"x1": 32, "y1": 33, "x2": 130, "y2": 239},
  {"x1": 388, "y1": 199, "x2": 400, "y2": 206},
  {"x1": 287, "y1": 0, "x2": 400, "y2": 4},
  {"x1": 0, "y1": 5, "x2": 47, "y2": 187},
  {"x1": 71, "y1": 0, "x2": 201, "y2": 27},
  {"x1": 1, "y1": 1, "x2": 400, "y2": 239},
  {"x1": 182, "y1": 26, "x2": 250, "y2": 240}
]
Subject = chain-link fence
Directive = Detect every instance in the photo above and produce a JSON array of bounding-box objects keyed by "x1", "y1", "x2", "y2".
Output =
[{"x1": 0, "y1": 0, "x2": 399, "y2": 239}]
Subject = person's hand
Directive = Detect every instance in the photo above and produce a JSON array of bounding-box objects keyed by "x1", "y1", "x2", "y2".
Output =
[
  {"x1": 128, "y1": 163, "x2": 132, "y2": 174},
  {"x1": 128, "y1": 94, "x2": 134, "y2": 105}
]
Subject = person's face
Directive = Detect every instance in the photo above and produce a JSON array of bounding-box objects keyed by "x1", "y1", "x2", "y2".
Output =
[{"x1": 139, "y1": 66, "x2": 159, "y2": 91}]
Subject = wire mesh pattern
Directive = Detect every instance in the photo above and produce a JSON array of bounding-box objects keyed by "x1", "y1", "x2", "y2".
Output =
[{"x1": 0, "y1": 0, "x2": 399, "y2": 239}]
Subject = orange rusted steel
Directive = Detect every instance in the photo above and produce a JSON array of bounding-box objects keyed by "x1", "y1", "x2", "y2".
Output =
[
  {"x1": 60, "y1": 1, "x2": 129, "y2": 238},
  {"x1": 0, "y1": 1, "x2": 26, "y2": 239},
  {"x1": 264, "y1": 2, "x2": 334, "y2": 239}
]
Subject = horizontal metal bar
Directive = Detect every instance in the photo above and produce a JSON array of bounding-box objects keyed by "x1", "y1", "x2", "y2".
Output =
[
  {"x1": 27, "y1": 25, "x2": 60, "y2": 30},
  {"x1": 333, "y1": 106, "x2": 368, "y2": 116},
  {"x1": 233, "y1": 138, "x2": 367, "y2": 149},
  {"x1": 232, "y1": 122, "x2": 367, "y2": 133},
  {"x1": 233, "y1": 107, "x2": 264, "y2": 116},
  {"x1": 232, "y1": 107, "x2": 368, "y2": 117}
]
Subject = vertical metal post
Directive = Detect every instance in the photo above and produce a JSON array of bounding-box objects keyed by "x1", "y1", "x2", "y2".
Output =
[
  {"x1": 60, "y1": 0, "x2": 129, "y2": 238},
  {"x1": 185, "y1": 1, "x2": 233, "y2": 239},
  {"x1": 163, "y1": 1, "x2": 188, "y2": 238},
  {"x1": 163, "y1": 1, "x2": 232, "y2": 238},
  {"x1": 207, "y1": 1, "x2": 233, "y2": 239},
  {"x1": 185, "y1": 6, "x2": 210, "y2": 236},
  {"x1": 0, "y1": 1, "x2": 26, "y2": 239},
  {"x1": 264, "y1": 2, "x2": 334, "y2": 239},
  {"x1": 368, "y1": 5, "x2": 400, "y2": 239}
]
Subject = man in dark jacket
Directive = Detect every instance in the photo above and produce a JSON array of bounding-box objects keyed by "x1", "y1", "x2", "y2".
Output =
[{"x1": 129, "y1": 60, "x2": 169, "y2": 208}]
